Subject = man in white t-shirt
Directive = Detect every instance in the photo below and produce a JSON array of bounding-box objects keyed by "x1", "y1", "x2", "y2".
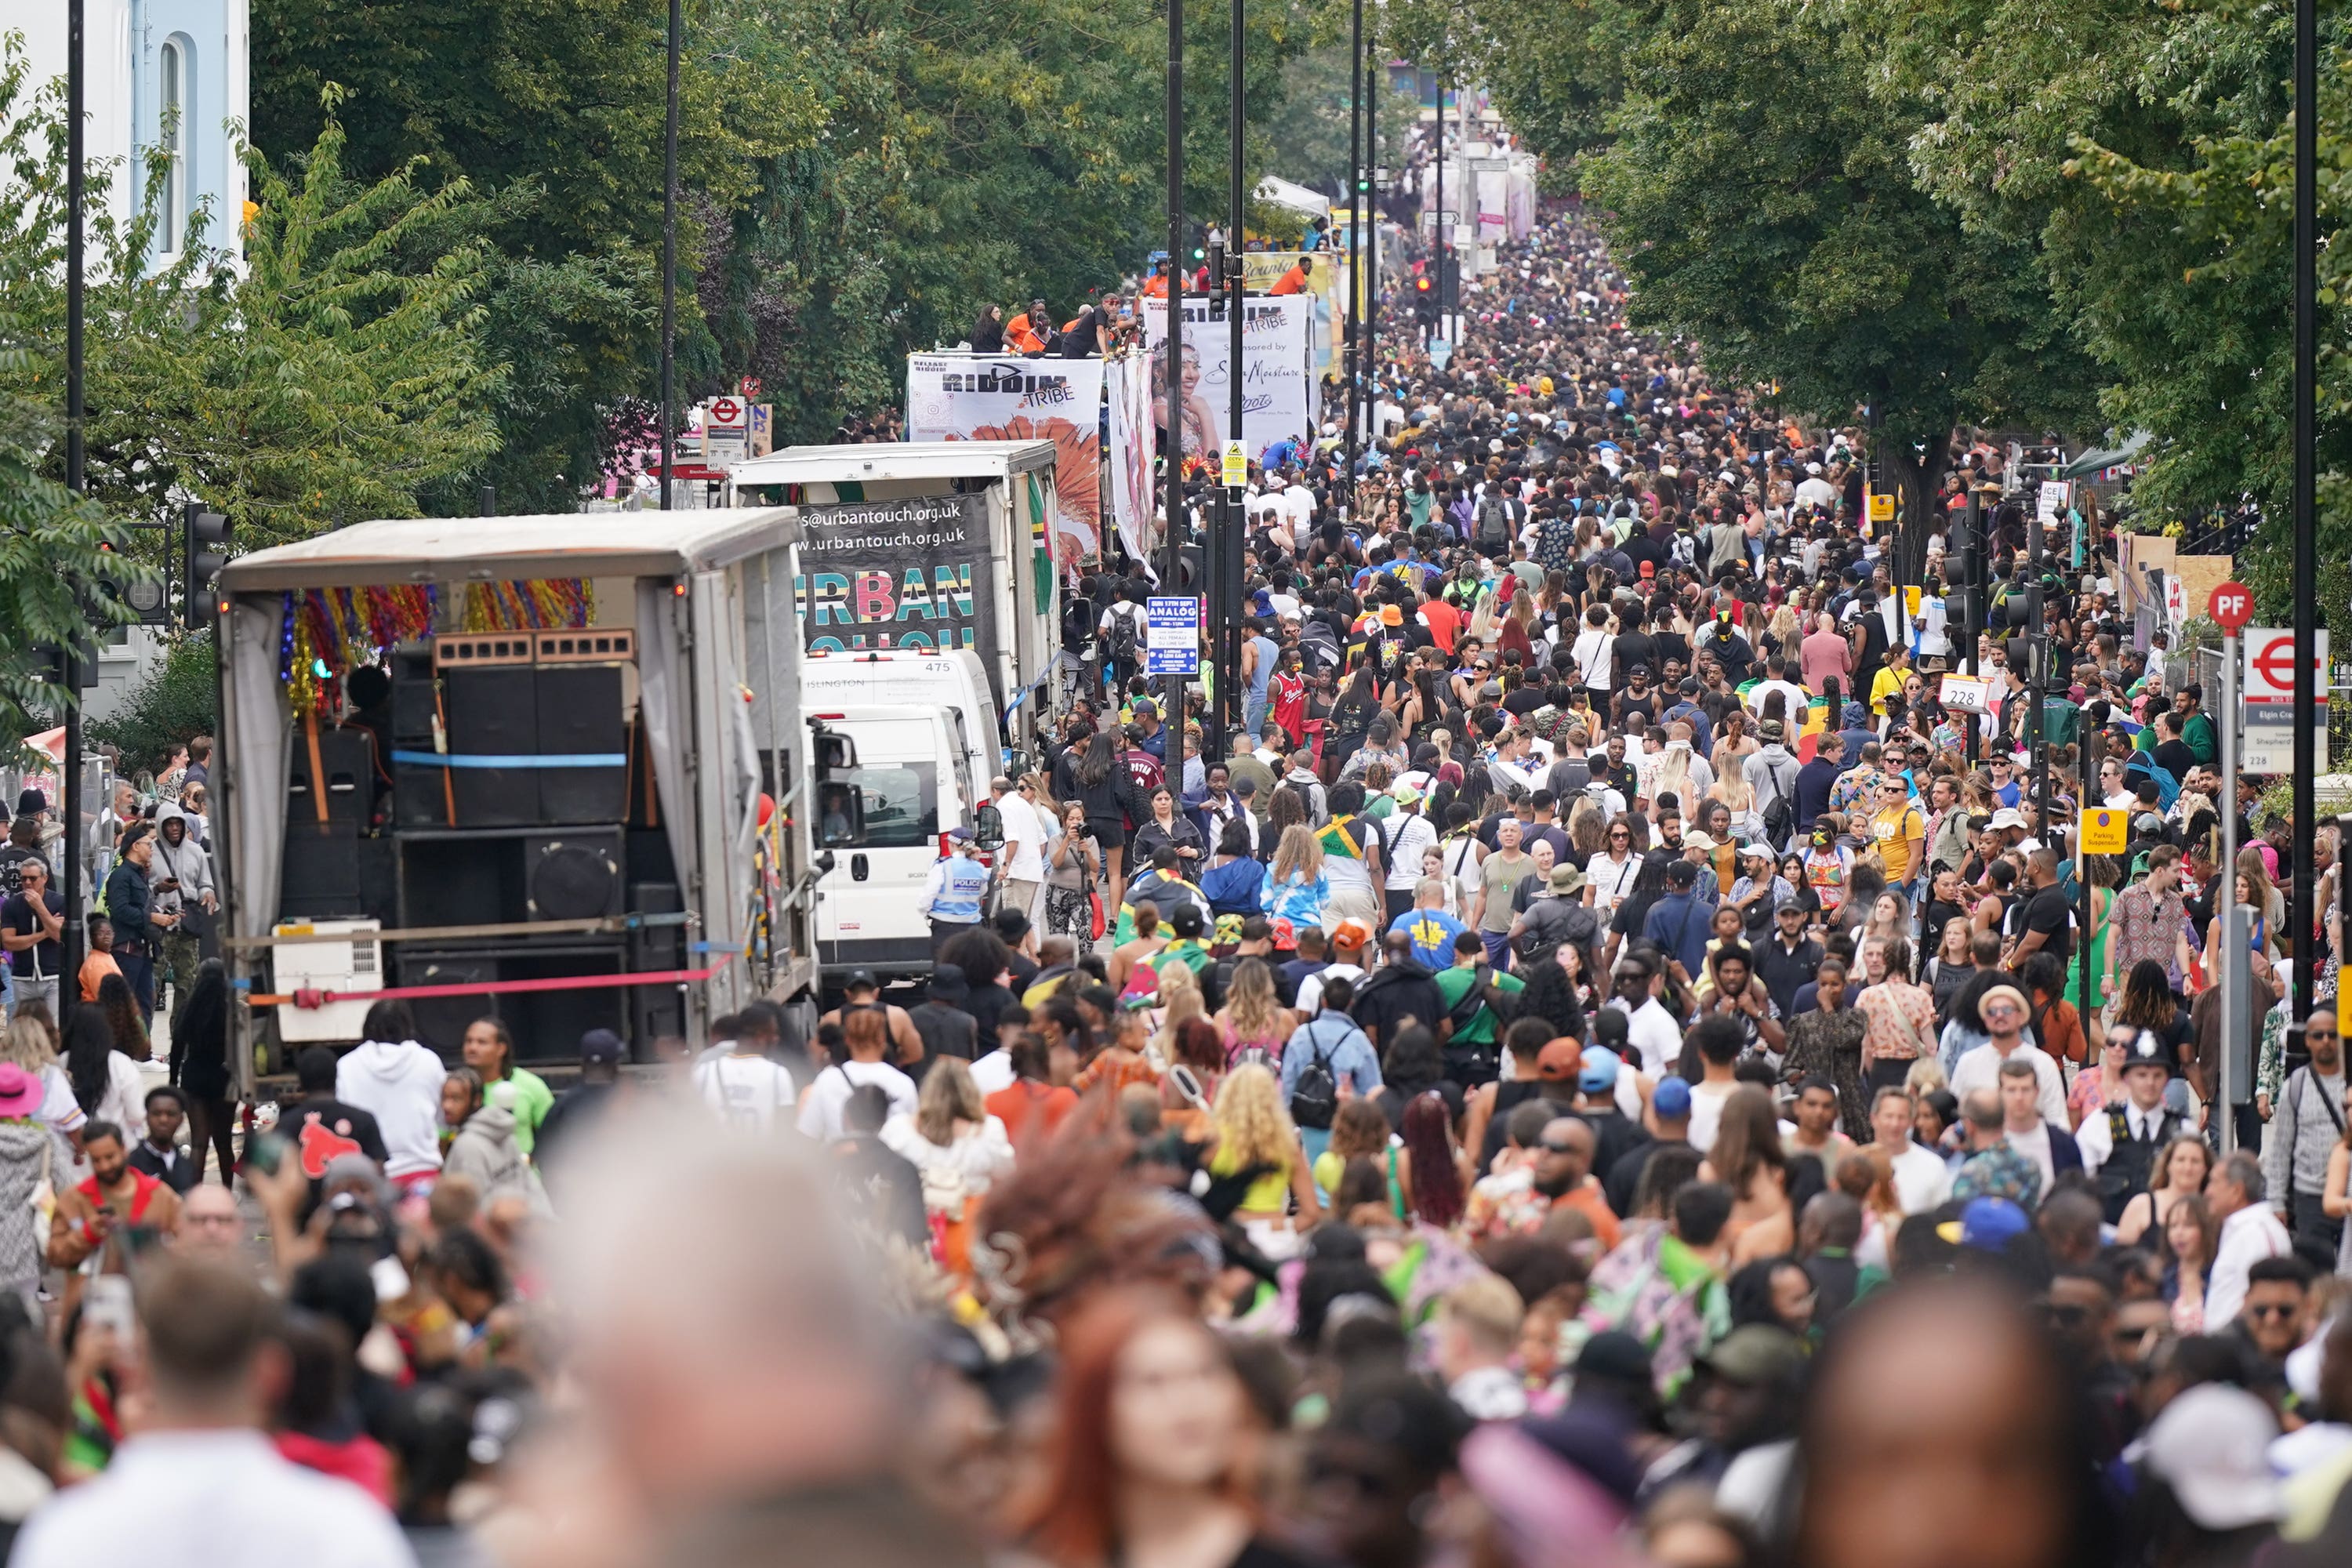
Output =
[
  {"x1": 795, "y1": 1025, "x2": 919, "y2": 1141},
  {"x1": 990, "y1": 776, "x2": 1049, "y2": 924},
  {"x1": 1871, "y1": 1084, "x2": 1953, "y2": 1214},
  {"x1": 1604, "y1": 960, "x2": 1685, "y2": 1080},
  {"x1": 693, "y1": 1030, "x2": 800, "y2": 1134}
]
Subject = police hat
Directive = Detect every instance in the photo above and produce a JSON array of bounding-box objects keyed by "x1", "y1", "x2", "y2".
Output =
[{"x1": 2118, "y1": 1027, "x2": 2178, "y2": 1076}]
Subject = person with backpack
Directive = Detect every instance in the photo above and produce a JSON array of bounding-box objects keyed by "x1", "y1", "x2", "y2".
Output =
[
  {"x1": 1434, "y1": 930, "x2": 1523, "y2": 1087},
  {"x1": 1742, "y1": 719, "x2": 1802, "y2": 852},
  {"x1": 1279, "y1": 973, "x2": 1382, "y2": 1162}
]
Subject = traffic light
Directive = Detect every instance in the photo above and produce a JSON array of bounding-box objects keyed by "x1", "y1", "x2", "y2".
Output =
[
  {"x1": 94, "y1": 539, "x2": 169, "y2": 626},
  {"x1": 1438, "y1": 253, "x2": 1459, "y2": 313},
  {"x1": 183, "y1": 504, "x2": 231, "y2": 630},
  {"x1": 31, "y1": 639, "x2": 98, "y2": 692},
  {"x1": 1413, "y1": 271, "x2": 1435, "y2": 321}
]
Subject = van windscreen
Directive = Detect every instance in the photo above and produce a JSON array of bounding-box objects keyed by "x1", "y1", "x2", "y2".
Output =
[{"x1": 829, "y1": 763, "x2": 938, "y2": 848}]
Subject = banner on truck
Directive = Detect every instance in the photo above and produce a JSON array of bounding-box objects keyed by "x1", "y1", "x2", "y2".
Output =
[
  {"x1": 905, "y1": 354, "x2": 1104, "y2": 563},
  {"x1": 794, "y1": 494, "x2": 1001, "y2": 695},
  {"x1": 1105, "y1": 352, "x2": 1160, "y2": 565},
  {"x1": 1241, "y1": 252, "x2": 1342, "y2": 372},
  {"x1": 1140, "y1": 296, "x2": 1314, "y2": 473}
]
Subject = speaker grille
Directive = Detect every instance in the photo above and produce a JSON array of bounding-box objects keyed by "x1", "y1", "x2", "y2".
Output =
[{"x1": 528, "y1": 838, "x2": 620, "y2": 921}]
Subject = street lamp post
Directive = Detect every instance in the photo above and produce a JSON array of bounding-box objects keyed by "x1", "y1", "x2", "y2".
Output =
[
  {"x1": 659, "y1": 0, "x2": 681, "y2": 510},
  {"x1": 1163, "y1": 0, "x2": 1186, "y2": 787},
  {"x1": 62, "y1": 0, "x2": 87, "y2": 1021},
  {"x1": 2292, "y1": 0, "x2": 2318, "y2": 1030}
]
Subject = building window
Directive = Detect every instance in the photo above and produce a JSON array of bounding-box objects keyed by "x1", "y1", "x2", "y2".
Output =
[{"x1": 160, "y1": 39, "x2": 187, "y2": 251}]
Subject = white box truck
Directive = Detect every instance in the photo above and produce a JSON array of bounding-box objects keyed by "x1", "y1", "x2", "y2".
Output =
[{"x1": 725, "y1": 440, "x2": 1069, "y2": 768}]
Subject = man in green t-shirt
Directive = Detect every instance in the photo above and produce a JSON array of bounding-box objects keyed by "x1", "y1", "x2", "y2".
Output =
[{"x1": 1434, "y1": 930, "x2": 1526, "y2": 1071}]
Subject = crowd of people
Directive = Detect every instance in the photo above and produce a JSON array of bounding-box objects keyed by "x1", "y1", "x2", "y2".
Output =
[{"x1": 0, "y1": 153, "x2": 2347, "y2": 1568}]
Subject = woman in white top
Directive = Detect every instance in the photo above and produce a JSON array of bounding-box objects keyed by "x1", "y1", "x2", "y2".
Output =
[
  {"x1": 1440, "y1": 823, "x2": 1486, "y2": 923},
  {"x1": 1585, "y1": 818, "x2": 1644, "y2": 920},
  {"x1": 879, "y1": 1058, "x2": 1015, "y2": 1211},
  {"x1": 1570, "y1": 604, "x2": 1615, "y2": 699}
]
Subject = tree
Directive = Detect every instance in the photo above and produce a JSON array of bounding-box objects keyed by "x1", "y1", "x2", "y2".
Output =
[
  {"x1": 252, "y1": 0, "x2": 820, "y2": 506},
  {"x1": 0, "y1": 48, "x2": 503, "y2": 557},
  {"x1": 1263, "y1": 41, "x2": 1418, "y2": 201},
  {"x1": 1861, "y1": 0, "x2": 2352, "y2": 637},
  {"x1": 1575, "y1": 0, "x2": 2096, "y2": 572}
]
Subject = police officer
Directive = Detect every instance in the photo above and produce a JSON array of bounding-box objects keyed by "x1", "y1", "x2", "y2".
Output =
[
  {"x1": 916, "y1": 827, "x2": 992, "y2": 956},
  {"x1": 2076, "y1": 1025, "x2": 2190, "y2": 1225}
]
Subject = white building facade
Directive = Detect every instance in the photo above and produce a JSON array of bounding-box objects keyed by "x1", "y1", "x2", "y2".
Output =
[{"x1": 19, "y1": 0, "x2": 250, "y2": 266}]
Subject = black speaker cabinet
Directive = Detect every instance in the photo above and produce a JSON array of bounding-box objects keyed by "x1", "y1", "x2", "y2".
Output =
[
  {"x1": 396, "y1": 951, "x2": 499, "y2": 1057},
  {"x1": 356, "y1": 835, "x2": 398, "y2": 927},
  {"x1": 280, "y1": 822, "x2": 361, "y2": 919},
  {"x1": 533, "y1": 663, "x2": 627, "y2": 824},
  {"x1": 443, "y1": 666, "x2": 539, "y2": 827},
  {"x1": 389, "y1": 646, "x2": 441, "y2": 746},
  {"x1": 628, "y1": 881, "x2": 686, "y2": 1045},
  {"x1": 397, "y1": 834, "x2": 512, "y2": 929},
  {"x1": 399, "y1": 946, "x2": 626, "y2": 1064},
  {"x1": 524, "y1": 831, "x2": 623, "y2": 921},
  {"x1": 394, "y1": 761, "x2": 453, "y2": 829},
  {"x1": 285, "y1": 725, "x2": 376, "y2": 827}
]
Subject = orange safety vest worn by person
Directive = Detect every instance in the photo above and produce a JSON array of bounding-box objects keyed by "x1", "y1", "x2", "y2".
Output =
[{"x1": 1270, "y1": 258, "x2": 1314, "y2": 296}]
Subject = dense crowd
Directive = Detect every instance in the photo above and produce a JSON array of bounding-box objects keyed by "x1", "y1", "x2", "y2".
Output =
[{"x1": 0, "y1": 164, "x2": 2347, "y2": 1568}]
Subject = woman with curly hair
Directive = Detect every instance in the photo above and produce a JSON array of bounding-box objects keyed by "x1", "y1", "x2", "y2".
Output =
[{"x1": 1203, "y1": 1063, "x2": 1319, "y2": 1236}]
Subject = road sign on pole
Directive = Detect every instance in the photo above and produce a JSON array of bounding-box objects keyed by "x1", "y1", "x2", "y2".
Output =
[
  {"x1": 1145, "y1": 596, "x2": 1200, "y2": 677},
  {"x1": 2078, "y1": 807, "x2": 2129, "y2": 855},
  {"x1": 2243, "y1": 627, "x2": 2328, "y2": 702},
  {"x1": 2209, "y1": 580, "x2": 2253, "y2": 631}
]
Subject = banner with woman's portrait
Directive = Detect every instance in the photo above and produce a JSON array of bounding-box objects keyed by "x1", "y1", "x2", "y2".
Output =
[{"x1": 1138, "y1": 297, "x2": 1314, "y2": 472}]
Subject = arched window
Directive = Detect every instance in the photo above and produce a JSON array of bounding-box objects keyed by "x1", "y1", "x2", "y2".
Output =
[{"x1": 160, "y1": 38, "x2": 187, "y2": 249}]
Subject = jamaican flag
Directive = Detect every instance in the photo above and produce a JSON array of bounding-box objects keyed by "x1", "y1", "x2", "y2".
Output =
[{"x1": 1318, "y1": 814, "x2": 1370, "y2": 862}]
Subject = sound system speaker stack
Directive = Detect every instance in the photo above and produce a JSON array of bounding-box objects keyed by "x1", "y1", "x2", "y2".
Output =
[{"x1": 278, "y1": 626, "x2": 648, "y2": 1063}]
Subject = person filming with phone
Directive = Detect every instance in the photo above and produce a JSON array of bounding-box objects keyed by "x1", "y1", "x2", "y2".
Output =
[{"x1": 49, "y1": 1120, "x2": 181, "y2": 1296}]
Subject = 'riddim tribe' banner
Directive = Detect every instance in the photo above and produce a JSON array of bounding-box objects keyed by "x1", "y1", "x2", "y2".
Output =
[
  {"x1": 905, "y1": 354, "x2": 1104, "y2": 562},
  {"x1": 794, "y1": 495, "x2": 1000, "y2": 696}
]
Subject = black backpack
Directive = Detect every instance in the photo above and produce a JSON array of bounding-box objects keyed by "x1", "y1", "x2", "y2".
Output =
[
  {"x1": 1759, "y1": 757, "x2": 1798, "y2": 846},
  {"x1": 1106, "y1": 607, "x2": 1138, "y2": 663},
  {"x1": 1290, "y1": 1021, "x2": 1343, "y2": 1131}
]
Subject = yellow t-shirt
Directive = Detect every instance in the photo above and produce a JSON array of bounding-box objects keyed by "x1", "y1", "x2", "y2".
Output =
[
  {"x1": 1870, "y1": 664, "x2": 1907, "y2": 713},
  {"x1": 1871, "y1": 804, "x2": 1925, "y2": 882}
]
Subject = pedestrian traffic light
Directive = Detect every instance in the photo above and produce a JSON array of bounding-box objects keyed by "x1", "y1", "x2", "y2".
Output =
[
  {"x1": 32, "y1": 639, "x2": 98, "y2": 691},
  {"x1": 94, "y1": 539, "x2": 169, "y2": 626},
  {"x1": 183, "y1": 504, "x2": 231, "y2": 631}
]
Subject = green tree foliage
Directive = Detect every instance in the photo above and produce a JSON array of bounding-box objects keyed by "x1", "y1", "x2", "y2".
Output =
[
  {"x1": 0, "y1": 42, "x2": 502, "y2": 561},
  {"x1": 1263, "y1": 40, "x2": 1417, "y2": 201},
  {"x1": 1572, "y1": 0, "x2": 2096, "y2": 571},
  {"x1": 252, "y1": 0, "x2": 818, "y2": 508},
  {"x1": 1858, "y1": 0, "x2": 2350, "y2": 637},
  {"x1": 88, "y1": 634, "x2": 219, "y2": 768}
]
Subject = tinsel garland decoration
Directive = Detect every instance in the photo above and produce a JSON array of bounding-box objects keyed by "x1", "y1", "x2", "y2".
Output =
[{"x1": 460, "y1": 579, "x2": 593, "y2": 633}]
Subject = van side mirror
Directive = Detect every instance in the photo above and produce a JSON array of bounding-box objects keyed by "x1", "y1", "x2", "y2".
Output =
[
  {"x1": 974, "y1": 803, "x2": 1004, "y2": 851},
  {"x1": 812, "y1": 728, "x2": 859, "y2": 774}
]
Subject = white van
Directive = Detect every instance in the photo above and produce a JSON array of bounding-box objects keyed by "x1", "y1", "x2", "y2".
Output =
[
  {"x1": 802, "y1": 648, "x2": 1000, "y2": 793},
  {"x1": 807, "y1": 702, "x2": 982, "y2": 980}
]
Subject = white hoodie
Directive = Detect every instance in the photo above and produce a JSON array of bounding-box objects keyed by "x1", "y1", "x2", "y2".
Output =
[{"x1": 336, "y1": 1038, "x2": 447, "y2": 1178}]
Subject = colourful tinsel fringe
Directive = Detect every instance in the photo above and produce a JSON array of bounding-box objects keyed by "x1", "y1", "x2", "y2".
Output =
[
  {"x1": 282, "y1": 586, "x2": 439, "y2": 713},
  {"x1": 460, "y1": 579, "x2": 594, "y2": 633},
  {"x1": 278, "y1": 579, "x2": 592, "y2": 710}
]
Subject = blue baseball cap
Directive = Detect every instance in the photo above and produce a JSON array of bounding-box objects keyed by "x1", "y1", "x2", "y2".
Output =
[
  {"x1": 1652, "y1": 1077, "x2": 1693, "y2": 1119},
  {"x1": 1938, "y1": 1196, "x2": 2031, "y2": 1252},
  {"x1": 1578, "y1": 1047, "x2": 1621, "y2": 1095}
]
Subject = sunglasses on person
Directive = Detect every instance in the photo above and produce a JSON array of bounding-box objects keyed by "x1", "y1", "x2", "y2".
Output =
[
  {"x1": 2248, "y1": 1302, "x2": 2300, "y2": 1320},
  {"x1": 1538, "y1": 1139, "x2": 1583, "y2": 1155}
]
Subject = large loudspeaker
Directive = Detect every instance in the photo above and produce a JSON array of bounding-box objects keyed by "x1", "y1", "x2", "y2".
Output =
[
  {"x1": 398, "y1": 947, "x2": 626, "y2": 1063},
  {"x1": 285, "y1": 726, "x2": 376, "y2": 827},
  {"x1": 443, "y1": 666, "x2": 539, "y2": 826},
  {"x1": 396, "y1": 951, "x2": 499, "y2": 1057},
  {"x1": 524, "y1": 831, "x2": 623, "y2": 920},
  {"x1": 280, "y1": 823, "x2": 361, "y2": 919},
  {"x1": 629, "y1": 881, "x2": 685, "y2": 1048},
  {"x1": 532, "y1": 664, "x2": 627, "y2": 824}
]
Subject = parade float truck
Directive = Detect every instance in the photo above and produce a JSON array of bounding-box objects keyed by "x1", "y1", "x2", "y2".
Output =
[{"x1": 214, "y1": 510, "x2": 863, "y2": 1083}]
